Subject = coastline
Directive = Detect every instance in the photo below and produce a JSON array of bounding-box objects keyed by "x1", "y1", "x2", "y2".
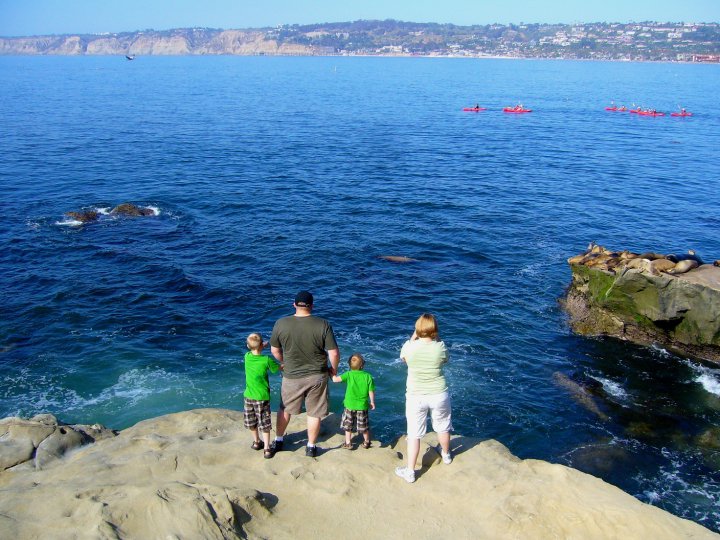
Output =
[{"x1": 0, "y1": 409, "x2": 717, "y2": 539}]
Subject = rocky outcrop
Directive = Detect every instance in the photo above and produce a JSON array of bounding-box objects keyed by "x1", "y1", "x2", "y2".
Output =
[
  {"x1": 0, "y1": 409, "x2": 716, "y2": 539},
  {"x1": 562, "y1": 245, "x2": 720, "y2": 363},
  {"x1": 0, "y1": 414, "x2": 116, "y2": 471},
  {"x1": 110, "y1": 202, "x2": 155, "y2": 217},
  {"x1": 64, "y1": 210, "x2": 99, "y2": 223}
]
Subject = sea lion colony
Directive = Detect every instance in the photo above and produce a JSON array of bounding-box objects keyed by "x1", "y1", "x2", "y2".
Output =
[{"x1": 567, "y1": 242, "x2": 707, "y2": 276}]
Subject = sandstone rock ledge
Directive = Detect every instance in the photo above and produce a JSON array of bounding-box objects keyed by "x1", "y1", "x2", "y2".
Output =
[
  {"x1": 0, "y1": 409, "x2": 715, "y2": 539},
  {"x1": 562, "y1": 249, "x2": 720, "y2": 364}
]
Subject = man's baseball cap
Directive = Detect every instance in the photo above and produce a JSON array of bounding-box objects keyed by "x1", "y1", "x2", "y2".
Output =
[{"x1": 295, "y1": 290, "x2": 314, "y2": 307}]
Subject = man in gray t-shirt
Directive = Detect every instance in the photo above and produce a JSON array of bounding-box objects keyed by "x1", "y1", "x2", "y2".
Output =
[{"x1": 269, "y1": 290, "x2": 339, "y2": 457}]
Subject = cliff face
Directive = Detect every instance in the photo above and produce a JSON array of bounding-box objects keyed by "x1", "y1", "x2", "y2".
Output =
[
  {"x1": 0, "y1": 29, "x2": 317, "y2": 56},
  {"x1": 0, "y1": 409, "x2": 715, "y2": 539},
  {"x1": 562, "y1": 252, "x2": 720, "y2": 363}
]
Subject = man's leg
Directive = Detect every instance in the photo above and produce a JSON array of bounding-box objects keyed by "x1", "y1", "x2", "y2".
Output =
[
  {"x1": 307, "y1": 415, "x2": 321, "y2": 445},
  {"x1": 276, "y1": 407, "x2": 291, "y2": 437}
]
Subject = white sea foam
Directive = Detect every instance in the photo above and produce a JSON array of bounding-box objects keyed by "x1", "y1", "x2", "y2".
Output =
[
  {"x1": 145, "y1": 206, "x2": 161, "y2": 216},
  {"x1": 650, "y1": 344, "x2": 671, "y2": 358},
  {"x1": 588, "y1": 375, "x2": 631, "y2": 404},
  {"x1": 96, "y1": 207, "x2": 111, "y2": 215},
  {"x1": 55, "y1": 219, "x2": 83, "y2": 227},
  {"x1": 697, "y1": 373, "x2": 720, "y2": 397},
  {"x1": 684, "y1": 360, "x2": 720, "y2": 397}
]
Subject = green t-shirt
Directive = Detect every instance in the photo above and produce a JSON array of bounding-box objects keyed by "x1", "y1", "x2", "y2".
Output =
[
  {"x1": 243, "y1": 351, "x2": 280, "y2": 401},
  {"x1": 400, "y1": 339, "x2": 448, "y2": 395},
  {"x1": 339, "y1": 370, "x2": 375, "y2": 411},
  {"x1": 270, "y1": 315, "x2": 339, "y2": 379}
]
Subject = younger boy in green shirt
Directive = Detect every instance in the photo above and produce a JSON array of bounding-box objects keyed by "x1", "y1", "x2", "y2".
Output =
[
  {"x1": 244, "y1": 332, "x2": 281, "y2": 459},
  {"x1": 332, "y1": 353, "x2": 376, "y2": 449}
]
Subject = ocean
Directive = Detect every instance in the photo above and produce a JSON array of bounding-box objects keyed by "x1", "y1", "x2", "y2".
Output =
[{"x1": 1, "y1": 55, "x2": 719, "y2": 530}]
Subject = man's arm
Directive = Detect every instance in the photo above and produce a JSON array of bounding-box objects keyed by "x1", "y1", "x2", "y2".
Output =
[
  {"x1": 327, "y1": 348, "x2": 340, "y2": 376},
  {"x1": 271, "y1": 346, "x2": 283, "y2": 364}
]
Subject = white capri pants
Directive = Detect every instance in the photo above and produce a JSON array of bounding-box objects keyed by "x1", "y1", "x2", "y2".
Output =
[{"x1": 405, "y1": 391, "x2": 453, "y2": 439}]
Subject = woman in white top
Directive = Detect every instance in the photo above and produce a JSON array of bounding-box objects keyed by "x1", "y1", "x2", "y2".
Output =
[{"x1": 395, "y1": 313, "x2": 452, "y2": 483}]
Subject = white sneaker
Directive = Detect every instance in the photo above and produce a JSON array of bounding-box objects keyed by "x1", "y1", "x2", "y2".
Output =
[
  {"x1": 395, "y1": 466, "x2": 416, "y2": 483},
  {"x1": 441, "y1": 450, "x2": 453, "y2": 465}
]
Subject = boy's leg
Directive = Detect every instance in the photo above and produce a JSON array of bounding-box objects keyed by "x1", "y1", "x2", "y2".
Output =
[
  {"x1": 259, "y1": 401, "x2": 272, "y2": 449},
  {"x1": 362, "y1": 429, "x2": 371, "y2": 445},
  {"x1": 250, "y1": 427, "x2": 260, "y2": 444},
  {"x1": 244, "y1": 398, "x2": 260, "y2": 444},
  {"x1": 344, "y1": 431, "x2": 353, "y2": 445}
]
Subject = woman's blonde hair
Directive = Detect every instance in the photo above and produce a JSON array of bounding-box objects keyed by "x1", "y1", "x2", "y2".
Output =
[
  {"x1": 349, "y1": 353, "x2": 365, "y2": 370},
  {"x1": 414, "y1": 313, "x2": 439, "y2": 339},
  {"x1": 246, "y1": 332, "x2": 263, "y2": 350}
]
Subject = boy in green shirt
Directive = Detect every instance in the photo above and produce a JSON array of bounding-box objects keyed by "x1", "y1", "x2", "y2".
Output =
[
  {"x1": 332, "y1": 353, "x2": 376, "y2": 450},
  {"x1": 244, "y1": 333, "x2": 282, "y2": 459}
]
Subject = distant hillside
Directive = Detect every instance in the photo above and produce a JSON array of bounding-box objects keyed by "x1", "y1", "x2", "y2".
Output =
[{"x1": 1, "y1": 20, "x2": 719, "y2": 61}]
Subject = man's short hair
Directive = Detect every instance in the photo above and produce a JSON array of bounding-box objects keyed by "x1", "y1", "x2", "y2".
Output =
[{"x1": 295, "y1": 290, "x2": 314, "y2": 307}]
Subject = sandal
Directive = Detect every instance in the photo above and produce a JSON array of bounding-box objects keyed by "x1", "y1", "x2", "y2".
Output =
[
  {"x1": 251, "y1": 441, "x2": 264, "y2": 451},
  {"x1": 341, "y1": 442, "x2": 353, "y2": 450},
  {"x1": 362, "y1": 441, "x2": 372, "y2": 449},
  {"x1": 263, "y1": 448, "x2": 274, "y2": 459}
]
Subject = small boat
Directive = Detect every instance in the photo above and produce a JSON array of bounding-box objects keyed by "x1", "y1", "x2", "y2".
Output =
[
  {"x1": 503, "y1": 107, "x2": 532, "y2": 113},
  {"x1": 670, "y1": 110, "x2": 693, "y2": 117},
  {"x1": 125, "y1": 54, "x2": 136, "y2": 61},
  {"x1": 462, "y1": 107, "x2": 487, "y2": 112},
  {"x1": 629, "y1": 108, "x2": 642, "y2": 114},
  {"x1": 637, "y1": 110, "x2": 665, "y2": 117},
  {"x1": 605, "y1": 106, "x2": 628, "y2": 112}
]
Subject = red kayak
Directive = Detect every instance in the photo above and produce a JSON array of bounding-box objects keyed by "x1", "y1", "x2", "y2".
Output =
[
  {"x1": 463, "y1": 107, "x2": 487, "y2": 112},
  {"x1": 671, "y1": 112, "x2": 693, "y2": 117},
  {"x1": 605, "y1": 106, "x2": 628, "y2": 112},
  {"x1": 637, "y1": 111, "x2": 665, "y2": 117},
  {"x1": 503, "y1": 107, "x2": 532, "y2": 113}
]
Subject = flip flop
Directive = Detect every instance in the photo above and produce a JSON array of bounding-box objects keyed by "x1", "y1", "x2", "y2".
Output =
[{"x1": 251, "y1": 441, "x2": 264, "y2": 451}]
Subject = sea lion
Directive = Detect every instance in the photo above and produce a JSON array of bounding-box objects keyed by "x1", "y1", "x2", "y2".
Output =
[
  {"x1": 638, "y1": 252, "x2": 666, "y2": 261},
  {"x1": 583, "y1": 254, "x2": 613, "y2": 268},
  {"x1": 648, "y1": 258, "x2": 676, "y2": 275},
  {"x1": 666, "y1": 250, "x2": 704, "y2": 265},
  {"x1": 714, "y1": 260, "x2": 720, "y2": 267},
  {"x1": 378, "y1": 255, "x2": 419, "y2": 263},
  {"x1": 665, "y1": 259, "x2": 699, "y2": 275},
  {"x1": 619, "y1": 250, "x2": 639, "y2": 260},
  {"x1": 621, "y1": 257, "x2": 649, "y2": 271},
  {"x1": 568, "y1": 254, "x2": 587, "y2": 265},
  {"x1": 553, "y1": 372, "x2": 609, "y2": 422}
]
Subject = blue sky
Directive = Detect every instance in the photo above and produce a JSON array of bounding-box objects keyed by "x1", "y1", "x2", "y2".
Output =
[{"x1": 1, "y1": 0, "x2": 719, "y2": 37}]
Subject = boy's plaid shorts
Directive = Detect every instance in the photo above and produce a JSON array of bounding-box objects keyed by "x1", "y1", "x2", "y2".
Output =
[
  {"x1": 244, "y1": 398, "x2": 272, "y2": 432},
  {"x1": 340, "y1": 407, "x2": 369, "y2": 433}
]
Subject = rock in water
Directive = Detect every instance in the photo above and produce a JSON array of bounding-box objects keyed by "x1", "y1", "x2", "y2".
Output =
[
  {"x1": 562, "y1": 244, "x2": 720, "y2": 363},
  {"x1": 110, "y1": 203, "x2": 154, "y2": 216},
  {"x1": 64, "y1": 210, "x2": 99, "y2": 223}
]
